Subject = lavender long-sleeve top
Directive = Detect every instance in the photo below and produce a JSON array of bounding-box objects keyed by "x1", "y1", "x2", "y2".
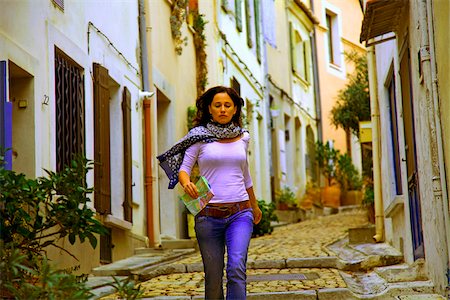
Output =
[{"x1": 179, "y1": 132, "x2": 253, "y2": 204}]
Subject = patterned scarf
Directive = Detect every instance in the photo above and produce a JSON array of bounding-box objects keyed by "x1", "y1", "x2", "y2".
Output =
[{"x1": 157, "y1": 122, "x2": 246, "y2": 189}]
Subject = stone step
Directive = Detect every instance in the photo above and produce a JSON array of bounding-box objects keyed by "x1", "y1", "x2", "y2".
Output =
[
  {"x1": 92, "y1": 248, "x2": 195, "y2": 276},
  {"x1": 160, "y1": 238, "x2": 197, "y2": 249}
]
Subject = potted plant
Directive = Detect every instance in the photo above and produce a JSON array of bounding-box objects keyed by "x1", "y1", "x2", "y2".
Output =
[
  {"x1": 276, "y1": 185, "x2": 297, "y2": 210},
  {"x1": 336, "y1": 153, "x2": 363, "y2": 205},
  {"x1": 315, "y1": 141, "x2": 341, "y2": 208}
]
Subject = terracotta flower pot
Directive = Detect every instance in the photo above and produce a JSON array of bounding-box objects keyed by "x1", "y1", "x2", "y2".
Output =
[
  {"x1": 341, "y1": 190, "x2": 363, "y2": 206},
  {"x1": 322, "y1": 185, "x2": 341, "y2": 208}
]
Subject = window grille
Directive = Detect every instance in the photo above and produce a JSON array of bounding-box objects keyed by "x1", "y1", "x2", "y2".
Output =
[
  {"x1": 100, "y1": 228, "x2": 112, "y2": 264},
  {"x1": 55, "y1": 49, "x2": 85, "y2": 172}
]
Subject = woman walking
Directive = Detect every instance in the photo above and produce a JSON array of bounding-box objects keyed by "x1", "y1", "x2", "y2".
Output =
[{"x1": 157, "y1": 86, "x2": 262, "y2": 299}]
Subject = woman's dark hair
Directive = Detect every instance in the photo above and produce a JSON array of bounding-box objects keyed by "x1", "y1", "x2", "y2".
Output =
[{"x1": 193, "y1": 86, "x2": 244, "y2": 127}]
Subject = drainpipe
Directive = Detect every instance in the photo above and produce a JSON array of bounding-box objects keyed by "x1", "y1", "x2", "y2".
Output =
[
  {"x1": 421, "y1": 0, "x2": 450, "y2": 293},
  {"x1": 138, "y1": 0, "x2": 156, "y2": 247},
  {"x1": 367, "y1": 45, "x2": 384, "y2": 242}
]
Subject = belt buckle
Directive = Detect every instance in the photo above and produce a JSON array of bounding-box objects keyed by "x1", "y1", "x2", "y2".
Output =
[{"x1": 216, "y1": 206, "x2": 233, "y2": 218}]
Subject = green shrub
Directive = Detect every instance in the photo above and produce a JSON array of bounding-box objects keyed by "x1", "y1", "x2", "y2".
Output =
[
  {"x1": 253, "y1": 200, "x2": 278, "y2": 237},
  {"x1": 336, "y1": 153, "x2": 363, "y2": 190},
  {"x1": 0, "y1": 156, "x2": 106, "y2": 298},
  {"x1": 276, "y1": 186, "x2": 297, "y2": 208},
  {"x1": 315, "y1": 141, "x2": 340, "y2": 186},
  {"x1": 362, "y1": 179, "x2": 374, "y2": 206}
]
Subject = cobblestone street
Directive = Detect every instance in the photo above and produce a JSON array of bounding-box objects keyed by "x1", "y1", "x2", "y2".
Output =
[{"x1": 94, "y1": 210, "x2": 443, "y2": 299}]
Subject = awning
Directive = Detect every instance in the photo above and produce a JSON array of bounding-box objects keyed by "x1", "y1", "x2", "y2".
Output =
[{"x1": 360, "y1": 0, "x2": 407, "y2": 45}]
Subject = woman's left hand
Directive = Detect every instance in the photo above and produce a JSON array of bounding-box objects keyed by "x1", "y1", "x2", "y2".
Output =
[{"x1": 252, "y1": 205, "x2": 262, "y2": 225}]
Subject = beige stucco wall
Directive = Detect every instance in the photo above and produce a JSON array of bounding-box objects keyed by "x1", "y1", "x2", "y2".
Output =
[
  {"x1": 266, "y1": 0, "x2": 292, "y2": 92},
  {"x1": 370, "y1": 1, "x2": 449, "y2": 291},
  {"x1": 369, "y1": 0, "x2": 450, "y2": 291},
  {"x1": 1, "y1": 0, "x2": 148, "y2": 273},
  {"x1": 265, "y1": 0, "x2": 318, "y2": 198},
  {"x1": 409, "y1": 3, "x2": 448, "y2": 291},
  {"x1": 150, "y1": 0, "x2": 198, "y2": 240}
]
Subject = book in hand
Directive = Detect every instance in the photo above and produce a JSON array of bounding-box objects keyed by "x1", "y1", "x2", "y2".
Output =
[{"x1": 179, "y1": 176, "x2": 214, "y2": 216}]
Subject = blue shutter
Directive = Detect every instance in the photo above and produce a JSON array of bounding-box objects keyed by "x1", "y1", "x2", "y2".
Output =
[{"x1": 1, "y1": 61, "x2": 12, "y2": 170}]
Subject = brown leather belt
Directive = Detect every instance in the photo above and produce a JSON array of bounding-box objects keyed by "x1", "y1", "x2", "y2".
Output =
[{"x1": 198, "y1": 201, "x2": 251, "y2": 218}]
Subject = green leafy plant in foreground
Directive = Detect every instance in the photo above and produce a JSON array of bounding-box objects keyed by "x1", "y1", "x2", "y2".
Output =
[
  {"x1": 253, "y1": 200, "x2": 278, "y2": 237},
  {"x1": 0, "y1": 156, "x2": 107, "y2": 298}
]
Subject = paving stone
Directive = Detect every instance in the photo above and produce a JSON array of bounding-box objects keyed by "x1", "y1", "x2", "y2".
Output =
[
  {"x1": 396, "y1": 295, "x2": 447, "y2": 299},
  {"x1": 249, "y1": 259, "x2": 286, "y2": 269},
  {"x1": 286, "y1": 257, "x2": 337, "y2": 268},
  {"x1": 247, "y1": 290, "x2": 317, "y2": 300},
  {"x1": 317, "y1": 287, "x2": 358, "y2": 300}
]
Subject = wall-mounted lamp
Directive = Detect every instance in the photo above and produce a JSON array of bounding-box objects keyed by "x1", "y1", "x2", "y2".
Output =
[
  {"x1": 136, "y1": 90, "x2": 155, "y2": 111},
  {"x1": 139, "y1": 90, "x2": 155, "y2": 99}
]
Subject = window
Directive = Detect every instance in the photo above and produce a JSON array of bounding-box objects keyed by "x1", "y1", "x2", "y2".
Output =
[
  {"x1": 325, "y1": 10, "x2": 341, "y2": 67},
  {"x1": 388, "y1": 75, "x2": 402, "y2": 194},
  {"x1": 55, "y1": 49, "x2": 85, "y2": 172}
]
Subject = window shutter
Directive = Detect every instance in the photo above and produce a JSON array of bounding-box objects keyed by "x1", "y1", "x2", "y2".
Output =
[
  {"x1": 245, "y1": 0, "x2": 253, "y2": 48},
  {"x1": 235, "y1": 0, "x2": 243, "y2": 32},
  {"x1": 254, "y1": 0, "x2": 261, "y2": 62},
  {"x1": 231, "y1": 77, "x2": 241, "y2": 96},
  {"x1": 122, "y1": 87, "x2": 133, "y2": 222},
  {"x1": 0, "y1": 61, "x2": 12, "y2": 170},
  {"x1": 93, "y1": 63, "x2": 111, "y2": 215},
  {"x1": 289, "y1": 22, "x2": 296, "y2": 73}
]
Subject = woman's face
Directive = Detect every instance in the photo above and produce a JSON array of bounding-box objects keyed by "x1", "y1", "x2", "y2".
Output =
[{"x1": 209, "y1": 92, "x2": 237, "y2": 124}]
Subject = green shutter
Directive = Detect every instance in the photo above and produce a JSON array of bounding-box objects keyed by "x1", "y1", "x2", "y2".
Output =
[
  {"x1": 235, "y1": 0, "x2": 243, "y2": 31},
  {"x1": 254, "y1": 0, "x2": 261, "y2": 62},
  {"x1": 245, "y1": 0, "x2": 253, "y2": 48}
]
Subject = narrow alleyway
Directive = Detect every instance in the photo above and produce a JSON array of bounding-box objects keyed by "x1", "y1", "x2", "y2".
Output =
[{"x1": 92, "y1": 209, "x2": 444, "y2": 299}]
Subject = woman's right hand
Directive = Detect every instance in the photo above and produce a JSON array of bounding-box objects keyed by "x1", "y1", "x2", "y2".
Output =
[{"x1": 183, "y1": 181, "x2": 199, "y2": 199}]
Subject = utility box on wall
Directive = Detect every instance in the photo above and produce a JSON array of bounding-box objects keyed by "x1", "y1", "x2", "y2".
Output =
[{"x1": 359, "y1": 121, "x2": 372, "y2": 143}]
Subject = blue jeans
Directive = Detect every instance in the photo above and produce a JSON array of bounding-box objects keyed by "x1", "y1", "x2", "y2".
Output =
[{"x1": 195, "y1": 208, "x2": 254, "y2": 300}]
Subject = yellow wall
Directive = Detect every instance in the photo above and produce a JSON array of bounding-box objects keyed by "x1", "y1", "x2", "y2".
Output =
[
  {"x1": 433, "y1": 0, "x2": 450, "y2": 200},
  {"x1": 150, "y1": 0, "x2": 199, "y2": 239}
]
